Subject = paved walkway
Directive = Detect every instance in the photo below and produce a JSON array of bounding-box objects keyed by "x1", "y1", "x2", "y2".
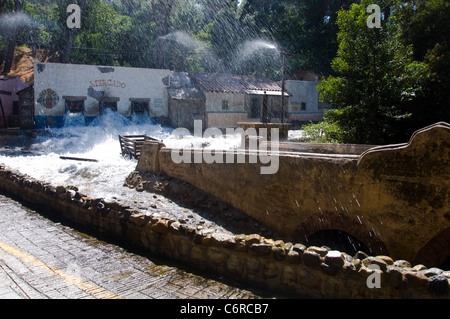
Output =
[{"x1": 0, "y1": 192, "x2": 262, "y2": 299}]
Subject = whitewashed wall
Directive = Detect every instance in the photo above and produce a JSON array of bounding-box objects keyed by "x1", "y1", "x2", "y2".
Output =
[
  {"x1": 285, "y1": 80, "x2": 324, "y2": 123},
  {"x1": 204, "y1": 92, "x2": 247, "y2": 127},
  {"x1": 286, "y1": 80, "x2": 320, "y2": 113},
  {"x1": 33, "y1": 62, "x2": 171, "y2": 120}
]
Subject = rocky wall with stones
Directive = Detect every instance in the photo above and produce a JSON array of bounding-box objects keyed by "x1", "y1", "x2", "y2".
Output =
[{"x1": 0, "y1": 165, "x2": 449, "y2": 298}]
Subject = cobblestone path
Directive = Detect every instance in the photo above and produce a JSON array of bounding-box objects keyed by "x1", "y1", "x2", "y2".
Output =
[{"x1": 0, "y1": 193, "x2": 263, "y2": 299}]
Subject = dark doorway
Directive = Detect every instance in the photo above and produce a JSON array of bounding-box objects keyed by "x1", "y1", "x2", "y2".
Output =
[
  {"x1": 100, "y1": 100, "x2": 118, "y2": 113},
  {"x1": 306, "y1": 229, "x2": 372, "y2": 257},
  {"x1": 66, "y1": 100, "x2": 84, "y2": 113},
  {"x1": 131, "y1": 100, "x2": 149, "y2": 113},
  {"x1": 249, "y1": 97, "x2": 260, "y2": 119}
]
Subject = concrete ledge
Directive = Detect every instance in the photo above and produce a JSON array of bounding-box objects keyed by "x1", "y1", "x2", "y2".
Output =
[
  {"x1": 0, "y1": 165, "x2": 449, "y2": 298},
  {"x1": 261, "y1": 141, "x2": 377, "y2": 155},
  {"x1": 237, "y1": 122, "x2": 292, "y2": 140}
]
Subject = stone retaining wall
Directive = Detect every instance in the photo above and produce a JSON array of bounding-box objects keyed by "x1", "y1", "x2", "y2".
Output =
[{"x1": 0, "y1": 165, "x2": 449, "y2": 298}]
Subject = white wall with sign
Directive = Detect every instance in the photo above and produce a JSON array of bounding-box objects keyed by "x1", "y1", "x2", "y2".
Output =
[{"x1": 33, "y1": 62, "x2": 171, "y2": 126}]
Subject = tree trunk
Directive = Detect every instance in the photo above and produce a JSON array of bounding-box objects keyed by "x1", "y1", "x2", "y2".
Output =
[
  {"x1": 2, "y1": 0, "x2": 24, "y2": 75},
  {"x1": 60, "y1": 0, "x2": 87, "y2": 64},
  {"x1": 60, "y1": 28, "x2": 76, "y2": 64},
  {"x1": 2, "y1": 35, "x2": 17, "y2": 75},
  {"x1": 152, "y1": 0, "x2": 175, "y2": 69}
]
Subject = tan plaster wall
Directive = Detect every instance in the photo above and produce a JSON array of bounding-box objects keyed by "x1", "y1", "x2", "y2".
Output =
[{"x1": 136, "y1": 122, "x2": 450, "y2": 264}]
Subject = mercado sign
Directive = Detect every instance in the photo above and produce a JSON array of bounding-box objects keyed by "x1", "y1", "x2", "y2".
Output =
[{"x1": 89, "y1": 79, "x2": 127, "y2": 89}]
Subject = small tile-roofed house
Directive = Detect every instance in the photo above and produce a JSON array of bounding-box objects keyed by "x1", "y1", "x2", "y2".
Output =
[
  {"x1": 167, "y1": 72, "x2": 206, "y2": 131},
  {"x1": 189, "y1": 72, "x2": 288, "y2": 128},
  {"x1": 0, "y1": 75, "x2": 30, "y2": 128},
  {"x1": 286, "y1": 70, "x2": 330, "y2": 124}
]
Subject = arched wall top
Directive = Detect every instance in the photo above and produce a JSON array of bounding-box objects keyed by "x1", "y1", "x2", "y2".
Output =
[{"x1": 357, "y1": 122, "x2": 450, "y2": 178}]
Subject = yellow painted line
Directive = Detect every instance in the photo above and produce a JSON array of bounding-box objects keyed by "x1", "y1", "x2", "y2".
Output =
[{"x1": 0, "y1": 241, "x2": 121, "y2": 299}]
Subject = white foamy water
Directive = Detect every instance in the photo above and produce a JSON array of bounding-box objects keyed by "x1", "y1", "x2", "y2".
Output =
[{"x1": 0, "y1": 110, "x2": 241, "y2": 201}]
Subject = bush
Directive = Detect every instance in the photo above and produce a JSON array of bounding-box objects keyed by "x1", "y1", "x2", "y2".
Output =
[{"x1": 300, "y1": 112, "x2": 344, "y2": 143}]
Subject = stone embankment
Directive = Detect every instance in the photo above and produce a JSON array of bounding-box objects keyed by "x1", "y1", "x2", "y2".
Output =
[{"x1": 0, "y1": 165, "x2": 449, "y2": 298}]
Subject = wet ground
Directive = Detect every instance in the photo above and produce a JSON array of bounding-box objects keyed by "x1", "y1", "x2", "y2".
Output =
[
  {"x1": 0, "y1": 128, "x2": 289, "y2": 242},
  {"x1": 0, "y1": 192, "x2": 271, "y2": 299},
  {"x1": 0, "y1": 128, "x2": 292, "y2": 300}
]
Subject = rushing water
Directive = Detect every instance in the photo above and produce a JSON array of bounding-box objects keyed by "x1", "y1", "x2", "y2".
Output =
[
  {"x1": 2, "y1": 112, "x2": 369, "y2": 255},
  {"x1": 0, "y1": 110, "x2": 241, "y2": 201}
]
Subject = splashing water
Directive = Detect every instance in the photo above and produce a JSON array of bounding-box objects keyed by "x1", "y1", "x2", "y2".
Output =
[
  {"x1": 158, "y1": 31, "x2": 205, "y2": 51},
  {"x1": 0, "y1": 110, "x2": 241, "y2": 201},
  {"x1": 0, "y1": 12, "x2": 40, "y2": 33},
  {"x1": 158, "y1": 30, "x2": 225, "y2": 72},
  {"x1": 232, "y1": 39, "x2": 280, "y2": 64},
  {"x1": 228, "y1": 39, "x2": 283, "y2": 78},
  {"x1": 158, "y1": 32, "x2": 283, "y2": 76}
]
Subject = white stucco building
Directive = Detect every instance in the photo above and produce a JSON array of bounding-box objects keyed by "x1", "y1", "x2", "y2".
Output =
[
  {"x1": 32, "y1": 63, "x2": 325, "y2": 130},
  {"x1": 286, "y1": 80, "x2": 327, "y2": 124},
  {"x1": 33, "y1": 62, "x2": 171, "y2": 128},
  {"x1": 188, "y1": 72, "x2": 288, "y2": 128}
]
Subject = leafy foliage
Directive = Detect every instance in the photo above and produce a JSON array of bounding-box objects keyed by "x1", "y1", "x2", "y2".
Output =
[
  {"x1": 0, "y1": 0, "x2": 448, "y2": 143},
  {"x1": 315, "y1": 0, "x2": 432, "y2": 144},
  {"x1": 298, "y1": 111, "x2": 344, "y2": 143},
  {"x1": 1, "y1": 0, "x2": 357, "y2": 80},
  {"x1": 397, "y1": 0, "x2": 450, "y2": 131}
]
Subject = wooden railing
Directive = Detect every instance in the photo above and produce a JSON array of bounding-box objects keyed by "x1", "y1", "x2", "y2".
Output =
[{"x1": 119, "y1": 135, "x2": 161, "y2": 159}]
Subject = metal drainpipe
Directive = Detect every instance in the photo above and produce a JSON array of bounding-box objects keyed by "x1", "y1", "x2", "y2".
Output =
[
  {"x1": 281, "y1": 55, "x2": 286, "y2": 124},
  {"x1": 0, "y1": 91, "x2": 12, "y2": 129},
  {"x1": 262, "y1": 91, "x2": 268, "y2": 124},
  {"x1": 0, "y1": 99, "x2": 6, "y2": 128},
  {"x1": 280, "y1": 51, "x2": 295, "y2": 124}
]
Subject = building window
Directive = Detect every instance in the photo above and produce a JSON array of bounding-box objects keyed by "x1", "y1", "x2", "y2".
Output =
[
  {"x1": 222, "y1": 100, "x2": 229, "y2": 111},
  {"x1": 65, "y1": 100, "x2": 85, "y2": 113},
  {"x1": 131, "y1": 100, "x2": 149, "y2": 113},
  {"x1": 63, "y1": 96, "x2": 87, "y2": 113},
  {"x1": 301, "y1": 102, "x2": 307, "y2": 111},
  {"x1": 100, "y1": 100, "x2": 118, "y2": 112}
]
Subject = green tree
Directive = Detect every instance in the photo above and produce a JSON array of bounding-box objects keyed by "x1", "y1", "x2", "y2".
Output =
[
  {"x1": 74, "y1": 0, "x2": 133, "y2": 66},
  {"x1": 1, "y1": 0, "x2": 61, "y2": 71},
  {"x1": 1, "y1": 0, "x2": 24, "y2": 74},
  {"x1": 397, "y1": 0, "x2": 450, "y2": 130},
  {"x1": 48, "y1": 0, "x2": 134, "y2": 66},
  {"x1": 238, "y1": 0, "x2": 358, "y2": 77},
  {"x1": 208, "y1": 1, "x2": 244, "y2": 72},
  {"x1": 59, "y1": 0, "x2": 87, "y2": 63},
  {"x1": 316, "y1": 0, "x2": 426, "y2": 144}
]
